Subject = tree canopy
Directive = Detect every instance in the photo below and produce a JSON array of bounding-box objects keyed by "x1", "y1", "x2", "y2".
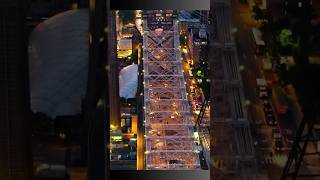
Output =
[
  {"x1": 277, "y1": 29, "x2": 299, "y2": 49},
  {"x1": 252, "y1": 5, "x2": 268, "y2": 22},
  {"x1": 118, "y1": 10, "x2": 135, "y2": 25},
  {"x1": 272, "y1": 3, "x2": 320, "y2": 117}
]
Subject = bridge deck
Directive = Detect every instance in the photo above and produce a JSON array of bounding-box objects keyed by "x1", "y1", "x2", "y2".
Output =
[{"x1": 142, "y1": 11, "x2": 200, "y2": 170}]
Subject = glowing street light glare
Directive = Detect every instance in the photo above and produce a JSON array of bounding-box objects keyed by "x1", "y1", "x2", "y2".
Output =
[{"x1": 182, "y1": 48, "x2": 188, "y2": 54}]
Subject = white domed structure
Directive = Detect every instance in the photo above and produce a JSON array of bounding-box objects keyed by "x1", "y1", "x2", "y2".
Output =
[
  {"x1": 29, "y1": 9, "x2": 89, "y2": 118},
  {"x1": 119, "y1": 64, "x2": 138, "y2": 99}
]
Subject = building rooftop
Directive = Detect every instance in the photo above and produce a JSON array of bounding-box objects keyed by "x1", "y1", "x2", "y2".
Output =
[{"x1": 119, "y1": 64, "x2": 138, "y2": 99}]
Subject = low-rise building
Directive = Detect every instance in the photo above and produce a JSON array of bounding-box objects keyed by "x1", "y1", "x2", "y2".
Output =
[{"x1": 187, "y1": 28, "x2": 208, "y2": 64}]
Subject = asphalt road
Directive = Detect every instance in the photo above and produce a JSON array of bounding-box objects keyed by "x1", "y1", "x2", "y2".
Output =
[{"x1": 231, "y1": 1, "x2": 284, "y2": 179}]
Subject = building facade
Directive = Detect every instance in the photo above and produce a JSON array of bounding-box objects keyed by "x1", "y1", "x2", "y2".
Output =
[
  {"x1": 0, "y1": 1, "x2": 33, "y2": 179},
  {"x1": 108, "y1": 10, "x2": 121, "y2": 130},
  {"x1": 187, "y1": 28, "x2": 208, "y2": 65}
]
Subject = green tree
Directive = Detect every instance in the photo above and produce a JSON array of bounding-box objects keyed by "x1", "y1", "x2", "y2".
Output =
[
  {"x1": 278, "y1": 29, "x2": 299, "y2": 48},
  {"x1": 192, "y1": 47, "x2": 210, "y2": 99},
  {"x1": 252, "y1": 5, "x2": 267, "y2": 22},
  {"x1": 274, "y1": 1, "x2": 320, "y2": 123},
  {"x1": 118, "y1": 10, "x2": 135, "y2": 25}
]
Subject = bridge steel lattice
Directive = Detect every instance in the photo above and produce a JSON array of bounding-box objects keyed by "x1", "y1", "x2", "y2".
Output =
[
  {"x1": 209, "y1": 1, "x2": 258, "y2": 179},
  {"x1": 142, "y1": 10, "x2": 201, "y2": 170}
]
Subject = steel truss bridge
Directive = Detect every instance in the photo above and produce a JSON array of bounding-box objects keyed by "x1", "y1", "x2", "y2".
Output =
[
  {"x1": 142, "y1": 10, "x2": 201, "y2": 170},
  {"x1": 209, "y1": 0, "x2": 258, "y2": 179}
]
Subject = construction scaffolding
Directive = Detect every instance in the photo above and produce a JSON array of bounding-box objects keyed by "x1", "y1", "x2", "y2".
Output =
[{"x1": 142, "y1": 10, "x2": 201, "y2": 170}]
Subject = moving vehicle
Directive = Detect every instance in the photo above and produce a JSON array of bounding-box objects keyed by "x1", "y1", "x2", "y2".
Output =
[
  {"x1": 265, "y1": 113, "x2": 277, "y2": 126},
  {"x1": 274, "y1": 140, "x2": 284, "y2": 151},
  {"x1": 259, "y1": 91, "x2": 268, "y2": 99},
  {"x1": 251, "y1": 28, "x2": 266, "y2": 54},
  {"x1": 257, "y1": 79, "x2": 269, "y2": 99},
  {"x1": 272, "y1": 128, "x2": 282, "y2": 140},
  {"x1": 272, "y1": 86, "x2": 290, "y2": 114}
]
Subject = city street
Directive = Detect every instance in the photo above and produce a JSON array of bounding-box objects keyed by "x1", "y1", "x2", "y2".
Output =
[
  {"x1": 231, "y1": 0, "x2": 286, "y2": 178},
  {"x1": 182, "y1": 47, "x2": 210, "y2": 169}
]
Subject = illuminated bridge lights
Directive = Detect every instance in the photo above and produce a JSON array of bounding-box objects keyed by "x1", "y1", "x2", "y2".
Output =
[{"x1": 142, "y1": 12, "x2": 200, "y2": 170}]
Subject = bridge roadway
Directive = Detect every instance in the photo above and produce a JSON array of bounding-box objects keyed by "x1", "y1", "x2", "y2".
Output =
[{"x1": 142, "y1": 10, "x2": 201, "y2": 170}]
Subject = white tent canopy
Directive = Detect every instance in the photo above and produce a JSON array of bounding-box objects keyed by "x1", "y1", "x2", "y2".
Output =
[
  {"x1": 119, "y1": 64, "x2": 138, "y2": 99},
  {"x1": 29, "y1": 9, "x2": 89, "y2": 118}
]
